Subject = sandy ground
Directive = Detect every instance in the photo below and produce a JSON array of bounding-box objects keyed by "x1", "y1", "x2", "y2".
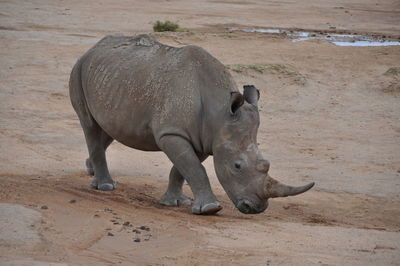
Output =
[{"x1": 1, "y1": 0, "x2": 400, "y2": 265}]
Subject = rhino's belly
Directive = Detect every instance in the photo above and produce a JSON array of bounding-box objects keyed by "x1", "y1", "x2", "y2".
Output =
[{"x1": 93, "y1": 108, "x2": 160, "y2": 151}]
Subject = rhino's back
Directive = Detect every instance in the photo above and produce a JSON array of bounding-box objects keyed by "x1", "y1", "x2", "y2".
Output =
[{"x1": 78, "y1": 34, "x2": 213, "y2": 151}]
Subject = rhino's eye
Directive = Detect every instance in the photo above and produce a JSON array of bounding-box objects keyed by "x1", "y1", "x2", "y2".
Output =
[{"x1": 234, "y1": 162, "x2": 241, "y2": 170}]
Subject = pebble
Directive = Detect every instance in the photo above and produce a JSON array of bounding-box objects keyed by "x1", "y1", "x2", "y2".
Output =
[
  {"x1": 133, "y1": 238, "x2": 141, "y2": 242},
  {"x1": 41, "y1": 205, "x2": 48, "y2": 210},
  {"x1": 107, "y1": 232, "x2": 114, "y2": 236},
  {"x1": 69, "y1": 199, "x2": 76, "y2": 204},
  {"x1": 139, "y1": 225, "x2": 150, "y2": 231},
  {"x1": 132, "y1": 229, "x2": 141, "y2": 234}
]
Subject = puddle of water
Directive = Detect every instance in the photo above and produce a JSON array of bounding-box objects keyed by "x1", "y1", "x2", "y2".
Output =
[
  {"x1": 292, "y1": 32, "x2": 311, "y2": 37},
  {"x1": 243, "y1": 29, "x2": 281, "y2": 34},
  {"x1": 227, "y1": 27, "x2": 400, "y2": 47},
  {"x1": 332, "y1": 41, "x2": 400, "y2": 47}
]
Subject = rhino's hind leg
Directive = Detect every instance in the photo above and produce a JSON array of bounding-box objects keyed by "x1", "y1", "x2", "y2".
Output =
[
  {"x1": 85, "y1": 135, "x2": 114, "y2": 176},
  {"x1": 70, "y1": 68, "x2": 115, "y2": 190},
  {"x1": 73, "y1": 111, "x2": 115, "y2": 190},
  {"x1": 160, "y1": 166, "x2": 192, "y2": 206},
  {"x1": 82, "y1": 125, "x2": 116, "y2": 191}
]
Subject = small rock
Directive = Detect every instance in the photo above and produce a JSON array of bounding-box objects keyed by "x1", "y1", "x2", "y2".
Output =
[
  {"x1": 69, "y1": 199, "x2": 76, "y2": 204},
  {"x1": 41, "y1": 205, "x2": 48, "y2": 210},
  {"x1": 94, "y1": 214, "x2": 100, "y2": 218},
  {"x1": 123, "y1": 221, "x2": 130, "y2": 226},
  {"x1": 107, "y1": 232, "x2": 114, "y2": 236},
  {"x1": 133, "y1": 238, "x2": 141, "y2": 242},
  {"x1": 132, "y1": 229, "x2": 141, "y2": 234},
  {"x1": 139, "y1": 225, "x2": 150, "y2": 231}
]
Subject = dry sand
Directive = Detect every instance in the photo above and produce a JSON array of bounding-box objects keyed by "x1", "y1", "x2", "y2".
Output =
[{"x1": 0, "y1": 0, "x2": 399, "y2": 265}]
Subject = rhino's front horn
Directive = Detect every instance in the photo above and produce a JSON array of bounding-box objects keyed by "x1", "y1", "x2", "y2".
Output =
[{"x1": 264, "y1": 175, "x2": 315, "y2": 198}]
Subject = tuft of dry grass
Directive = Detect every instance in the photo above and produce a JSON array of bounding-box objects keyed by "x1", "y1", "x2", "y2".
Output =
[
  {"x1": 384, "y1": 66, "x2": 400, "y2": 76},
  {"x1": 226, "y1": 63, "x2": 306, "y2": 85},
  {"x1": 226, "y1": 63, "x2": 299, "y2": 75}
]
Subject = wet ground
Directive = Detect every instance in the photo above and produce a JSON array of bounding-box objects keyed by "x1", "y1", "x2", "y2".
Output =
[{"x1": 227, "y1": 27, "x2": 400, "y2": 46}]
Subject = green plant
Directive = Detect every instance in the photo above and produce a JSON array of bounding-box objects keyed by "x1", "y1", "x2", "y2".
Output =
[{"x1": 153, "y1": 20, "x2": 180, "y2": 32}]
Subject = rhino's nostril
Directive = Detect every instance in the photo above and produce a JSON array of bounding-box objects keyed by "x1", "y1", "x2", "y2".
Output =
[{"x1": 237, "y1": 199, "x2": 254, "y2": 214}]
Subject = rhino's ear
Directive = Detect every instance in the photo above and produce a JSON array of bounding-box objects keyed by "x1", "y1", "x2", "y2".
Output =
[
  {"x1": 243, "y1": 85, "x2": 260, "y2": 107},
  {"x1": 229, "y1": 92, "x2": 244, "y2": 115}
]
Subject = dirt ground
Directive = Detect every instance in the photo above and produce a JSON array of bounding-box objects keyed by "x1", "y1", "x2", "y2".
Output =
[{"x1": 0, "y1": 0, "x2": 399, "y2": 265}]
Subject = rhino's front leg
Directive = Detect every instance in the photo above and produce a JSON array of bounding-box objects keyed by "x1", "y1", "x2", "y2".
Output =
[
  {"x1": 159, "y1": 135, "x2": 222, "y2": 215},
  {"x1": 160, "y1": 154, "x2": 208, "y2": 207},
  {"x1": 159, "y1": 166, "x2": 193, "y2": 206}
]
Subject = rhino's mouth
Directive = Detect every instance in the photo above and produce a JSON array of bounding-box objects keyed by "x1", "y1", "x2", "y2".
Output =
[{"x1": 236, "y1": 198, "x2": 268, "y2": 214}]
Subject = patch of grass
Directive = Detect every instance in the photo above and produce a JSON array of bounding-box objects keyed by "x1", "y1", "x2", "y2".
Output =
[
  {"x1": 226, "y1": 63, "x2": 299, "y2": 76},
  {"x1": 384, "y1": 67, "x2": 400, "y2": 76},
  {"x1": 153, "y1": 20, "x2": 180, "y2": 32},
  {"x1": 225, "y1": 63, "x2": 306, "y2": 85}
]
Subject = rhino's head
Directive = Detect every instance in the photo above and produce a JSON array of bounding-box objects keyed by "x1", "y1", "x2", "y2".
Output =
[{"x1": 213, "y1": 85, "x2": 314, "y2": 214}]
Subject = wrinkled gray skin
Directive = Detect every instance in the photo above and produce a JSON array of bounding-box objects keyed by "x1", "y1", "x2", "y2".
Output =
[{"x1": 69, "y1": 34, "x2": 314, "y2": 215}]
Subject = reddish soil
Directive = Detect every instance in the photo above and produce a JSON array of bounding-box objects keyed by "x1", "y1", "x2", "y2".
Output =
[{"x1": 0, "y1": 0, "x2": 399, "y2": 265}]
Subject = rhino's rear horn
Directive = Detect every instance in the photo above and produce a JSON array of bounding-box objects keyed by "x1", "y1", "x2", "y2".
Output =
[{"x1": 265, "y1": 175, "x2": 314, "y2": 198}]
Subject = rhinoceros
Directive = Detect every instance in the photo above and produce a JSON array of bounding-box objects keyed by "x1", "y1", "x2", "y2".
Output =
[{"x1": 69, "y1": 34, "x2": 314, "y2": 215}]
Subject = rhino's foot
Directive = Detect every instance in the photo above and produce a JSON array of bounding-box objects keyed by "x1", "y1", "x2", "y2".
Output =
[
  {"x1": 159, "y1": 192, "x2": 192, "y2": 206},
  {"x1": 192, "y1": 200, "x2": 222, "y2": 215},
  {"x1": 90, "y1": 178, "x2": 116, "y2": 191},
  {"x1": 86, "y1": 158, "x2": 94, "y2": 176}
]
